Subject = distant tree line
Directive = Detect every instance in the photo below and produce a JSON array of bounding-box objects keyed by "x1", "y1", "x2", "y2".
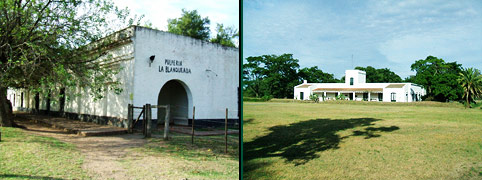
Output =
[
  {"x1": 354, "y1": 66, "x2": 402, "y2": 83},
  {"x1": 243, "y1": 54, "x2": 482, "y2": 107}
]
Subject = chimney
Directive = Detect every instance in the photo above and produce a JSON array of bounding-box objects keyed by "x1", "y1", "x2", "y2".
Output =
[{"x1": 303, "y1": 80, "x2": 307, "y2": 84}]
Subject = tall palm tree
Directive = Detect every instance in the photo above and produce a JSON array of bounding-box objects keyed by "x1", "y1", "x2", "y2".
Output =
[{"x1": 458, "y1": 67, "x2": 482, "y2": 108}]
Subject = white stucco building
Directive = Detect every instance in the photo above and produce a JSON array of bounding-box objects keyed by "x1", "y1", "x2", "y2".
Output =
[
  {"x1": 294, "y1": 70, "x2": 426, "y2": 102},
  {"x1": 7, "y1": 26, "x2": 240, "y2": 128}
]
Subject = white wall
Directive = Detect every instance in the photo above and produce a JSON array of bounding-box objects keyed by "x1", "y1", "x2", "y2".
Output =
[
  {"x1": 7, "y1": 89, "x2": 29, "y2": 111},
  {"x1": 383, "y1": 87, "x2": 406, "y2": 102},
  {"x1": 62, "y1": 40, "x2": 135, "y2": 119},
  {"x1": 345, "y1": 70, "x2": 366, "y2": 85},
  {"x1": 132, "y1": 26, "x2": 239, "y2": 121},
  {"x1": 294, "y1": 86, "x2": 311, "y2": 100}
]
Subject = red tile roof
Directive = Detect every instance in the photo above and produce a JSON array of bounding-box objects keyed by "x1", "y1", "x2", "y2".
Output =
[{"x1": 312, "y1": 88, "x2": 383, "y2": 92}]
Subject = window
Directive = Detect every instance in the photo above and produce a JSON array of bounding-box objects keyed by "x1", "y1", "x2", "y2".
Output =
[
  {"x1": 300, "y1": 92, "x2": 304, "y2": 100},
  {"x1": 391, "y1": 92, "x2": 396, "y2": 102},
  {"x1": 350, "y1": 77, "x2": 354, "y2": 85}
]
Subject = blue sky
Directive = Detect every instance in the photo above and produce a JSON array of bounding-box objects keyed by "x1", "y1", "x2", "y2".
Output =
[
  {"x1": 113, "y1": 0, "x2": 239, "y2": 40},
  {"x1": 243, "y1": 0, "x2": 482, "y2": 79}
]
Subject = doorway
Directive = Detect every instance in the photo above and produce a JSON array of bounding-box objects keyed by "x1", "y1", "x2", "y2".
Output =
[{"x1": 157, "y1": 80, "x2": 192, "y2": 125}]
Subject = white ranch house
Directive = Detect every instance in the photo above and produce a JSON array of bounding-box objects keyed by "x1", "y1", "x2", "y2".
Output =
[{"x1": 294, "y1": 70, "x2": 426, "y2": 102}]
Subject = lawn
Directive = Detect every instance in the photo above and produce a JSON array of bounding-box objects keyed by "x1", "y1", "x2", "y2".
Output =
[
  {"x1": 0, "y1": 127, "x2": 88, "y2": 179},
  {"x1": 243, "y1": 101, "x2": 482, "y2": 179},
  {"x1": 120, "y1": 131, "x2": 239, "y2": 180},
  {"x1": 1, "y1": 119, "x2": 239, "y2": 180}
]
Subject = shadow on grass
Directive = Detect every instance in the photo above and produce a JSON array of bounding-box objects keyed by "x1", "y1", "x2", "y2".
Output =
[
  {"x1": 243, "y1": 118, "x2": 255, "y2": 124},
  {"x1": 244, "y1": 118, "x2": 399, "y2": 170},
  {"x1": 0, "y1": 174, "x2": 64, "y2": 180},
  {"x1": 352, "y1": 126, "x2": 399, "y2": 139}
]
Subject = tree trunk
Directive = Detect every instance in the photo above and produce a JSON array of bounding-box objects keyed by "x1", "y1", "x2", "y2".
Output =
[
  {"x1": 0, "y1": 86, "x2": 13, "y2": 127},
  {"x1": 466, "y1": 91, "x2": 470, "y2": 108}
]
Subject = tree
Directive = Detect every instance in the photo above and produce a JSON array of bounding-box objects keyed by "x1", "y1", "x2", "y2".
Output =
[
  {"x1": 354, "y1": 66, "x2": 402, "y2": 83},
  {"x1": 410, "y1": 56, "x2": 463, "y2": 101},
  {"x1": 243, "y1": 56, "x2": 265, "y2": 98},
  {"x1": 210, "y1": 23, "x2": 238, "y2": 48},
  {"x1": 0, "y1": 0, "x2": 128, "y2": 127},
  {"x1": 410, "y1": 56, "x2": 445, "y2": 95},
  {"x1": 458, "y1": 67, "x2": 482, "y2": 108},
  {"x1": 403, "y1": 75, "x2": 416, "y2": 83},
  {"x1": 244, "y1": 54, "x2": 300, "y2": 98},
  {"x1": 168, "y1": 9, "x2": 210, "y2": 41},
  {"x1": 298, "y1": 66, "x2": 338, "y2": 83}
]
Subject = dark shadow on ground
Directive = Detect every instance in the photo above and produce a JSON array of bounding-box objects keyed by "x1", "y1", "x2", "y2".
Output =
[
  {"x1": 351, "y1": 126, "x2": 399, "y2": 139},
  {"x1": 243, "y1": 118, "x2": 255, "y2": 124},
  {"x1": 244, "y1": 118, "x2": 399, "y2": 171},
  {"x1": 0, "y1": 174, "x2": 64, "y2": 180}
]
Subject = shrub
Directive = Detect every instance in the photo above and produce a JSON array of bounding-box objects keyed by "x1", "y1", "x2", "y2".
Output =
[
  {"x1": 261, "y1": 95, "x2": 273, "y2": 101},
  {"x1": 422, "y1": 95, "x2": 433, "y2": 101},
  {"x1": 336, "y1": 94, "x2": 346, "y2": 100},
  {"x1": 309, "y1": 94, "x2": 319, "y2": 103}
]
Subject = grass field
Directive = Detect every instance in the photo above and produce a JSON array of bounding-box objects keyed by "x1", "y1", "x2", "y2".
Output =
[
  {"x1": 243, "y1": 100, "x2": 482, "y2": 179},
  {"x1": 122, "y1": 131, "x2": 239, "y2": 180},
  {"x1": 0, "y1": 127, "x2": 88, "y2": 179}
]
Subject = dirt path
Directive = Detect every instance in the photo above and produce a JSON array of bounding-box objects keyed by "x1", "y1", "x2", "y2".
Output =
[{"x1": 15, "y1": 118, "x2": 148, "y2": 180}]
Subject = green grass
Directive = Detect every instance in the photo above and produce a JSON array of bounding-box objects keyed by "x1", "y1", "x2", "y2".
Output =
[
  {"x1": 119, "y1": 131, "x2": 239, "y2": 180},
  {"x1": 0, "y1": 127, "x2": 88, "y2": 179},
  {"x1": 243, "y1": 101, "x2": 482, "y2": 179},
  {"x1": 244, "y1": 97, "x2": 270, "y2": 102}
]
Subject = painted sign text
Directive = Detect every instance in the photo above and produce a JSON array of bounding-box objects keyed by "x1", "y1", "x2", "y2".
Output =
[{"x1": 159, "y1": 59, "x2": 191, "y2": 74}]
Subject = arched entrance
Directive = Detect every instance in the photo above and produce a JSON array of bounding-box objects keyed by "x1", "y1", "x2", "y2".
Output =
[{"x1": 158, "y1": 80, "x2": 191, "y2": 125}]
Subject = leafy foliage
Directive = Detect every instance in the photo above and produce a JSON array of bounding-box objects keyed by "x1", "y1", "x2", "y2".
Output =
[
  {"x1": 244, "y1": 54, "x2": 339, "y2": 98},
  {"x1": 336, "y1": 94, "x2": 346, "y2": 100},
  {"x1": 410, "y1": 56, "x2": 463, "y2": 101},
  {"x1": 168, "y1": 9, "x2": 211, "y2": 41},
  {"x1": 298, "y1": 66, "x2": 338, "y2": 83},
  {"x1": 210, "y1": 23, "x2": 238, "y2": 48},
  {"x1": 0, "y1": 0, "x2": 132, "y2": 126},
  {"x1": 244, "y1": 54, "x2": 300, "y2": 98},
  {"x1": 261, "y1": 95, "x2": 273, "y2": 101},
  {"x1": 309, "y1": 94, "x2": 319, "y2": 102},
  {"x1": 354, "y1": 66, "x2": 402, "y2": 83},
  {"x1": 458, "y1": 67, "x2": 482, "y2": 108}
]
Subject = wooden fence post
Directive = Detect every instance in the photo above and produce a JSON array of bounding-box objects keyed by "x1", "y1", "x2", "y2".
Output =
[
  {"x1": 192, "y1": 106, "x2": 195, "y2": 144},
  {"x1": 127, "y1": 104, "x2": 133, "y2": 133},
  {"x1": 225, "y1": 108, "x2": 228, "y2": 154},
  {"x1": 142, "y1": 105, "x2": 146, "y2": 136},
  {"x1": 145, "y1": 104, "x2": 151, "y2": 138},
  {"x1": 164, "y1": 105, "x2": 170, "y2": 140}
]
